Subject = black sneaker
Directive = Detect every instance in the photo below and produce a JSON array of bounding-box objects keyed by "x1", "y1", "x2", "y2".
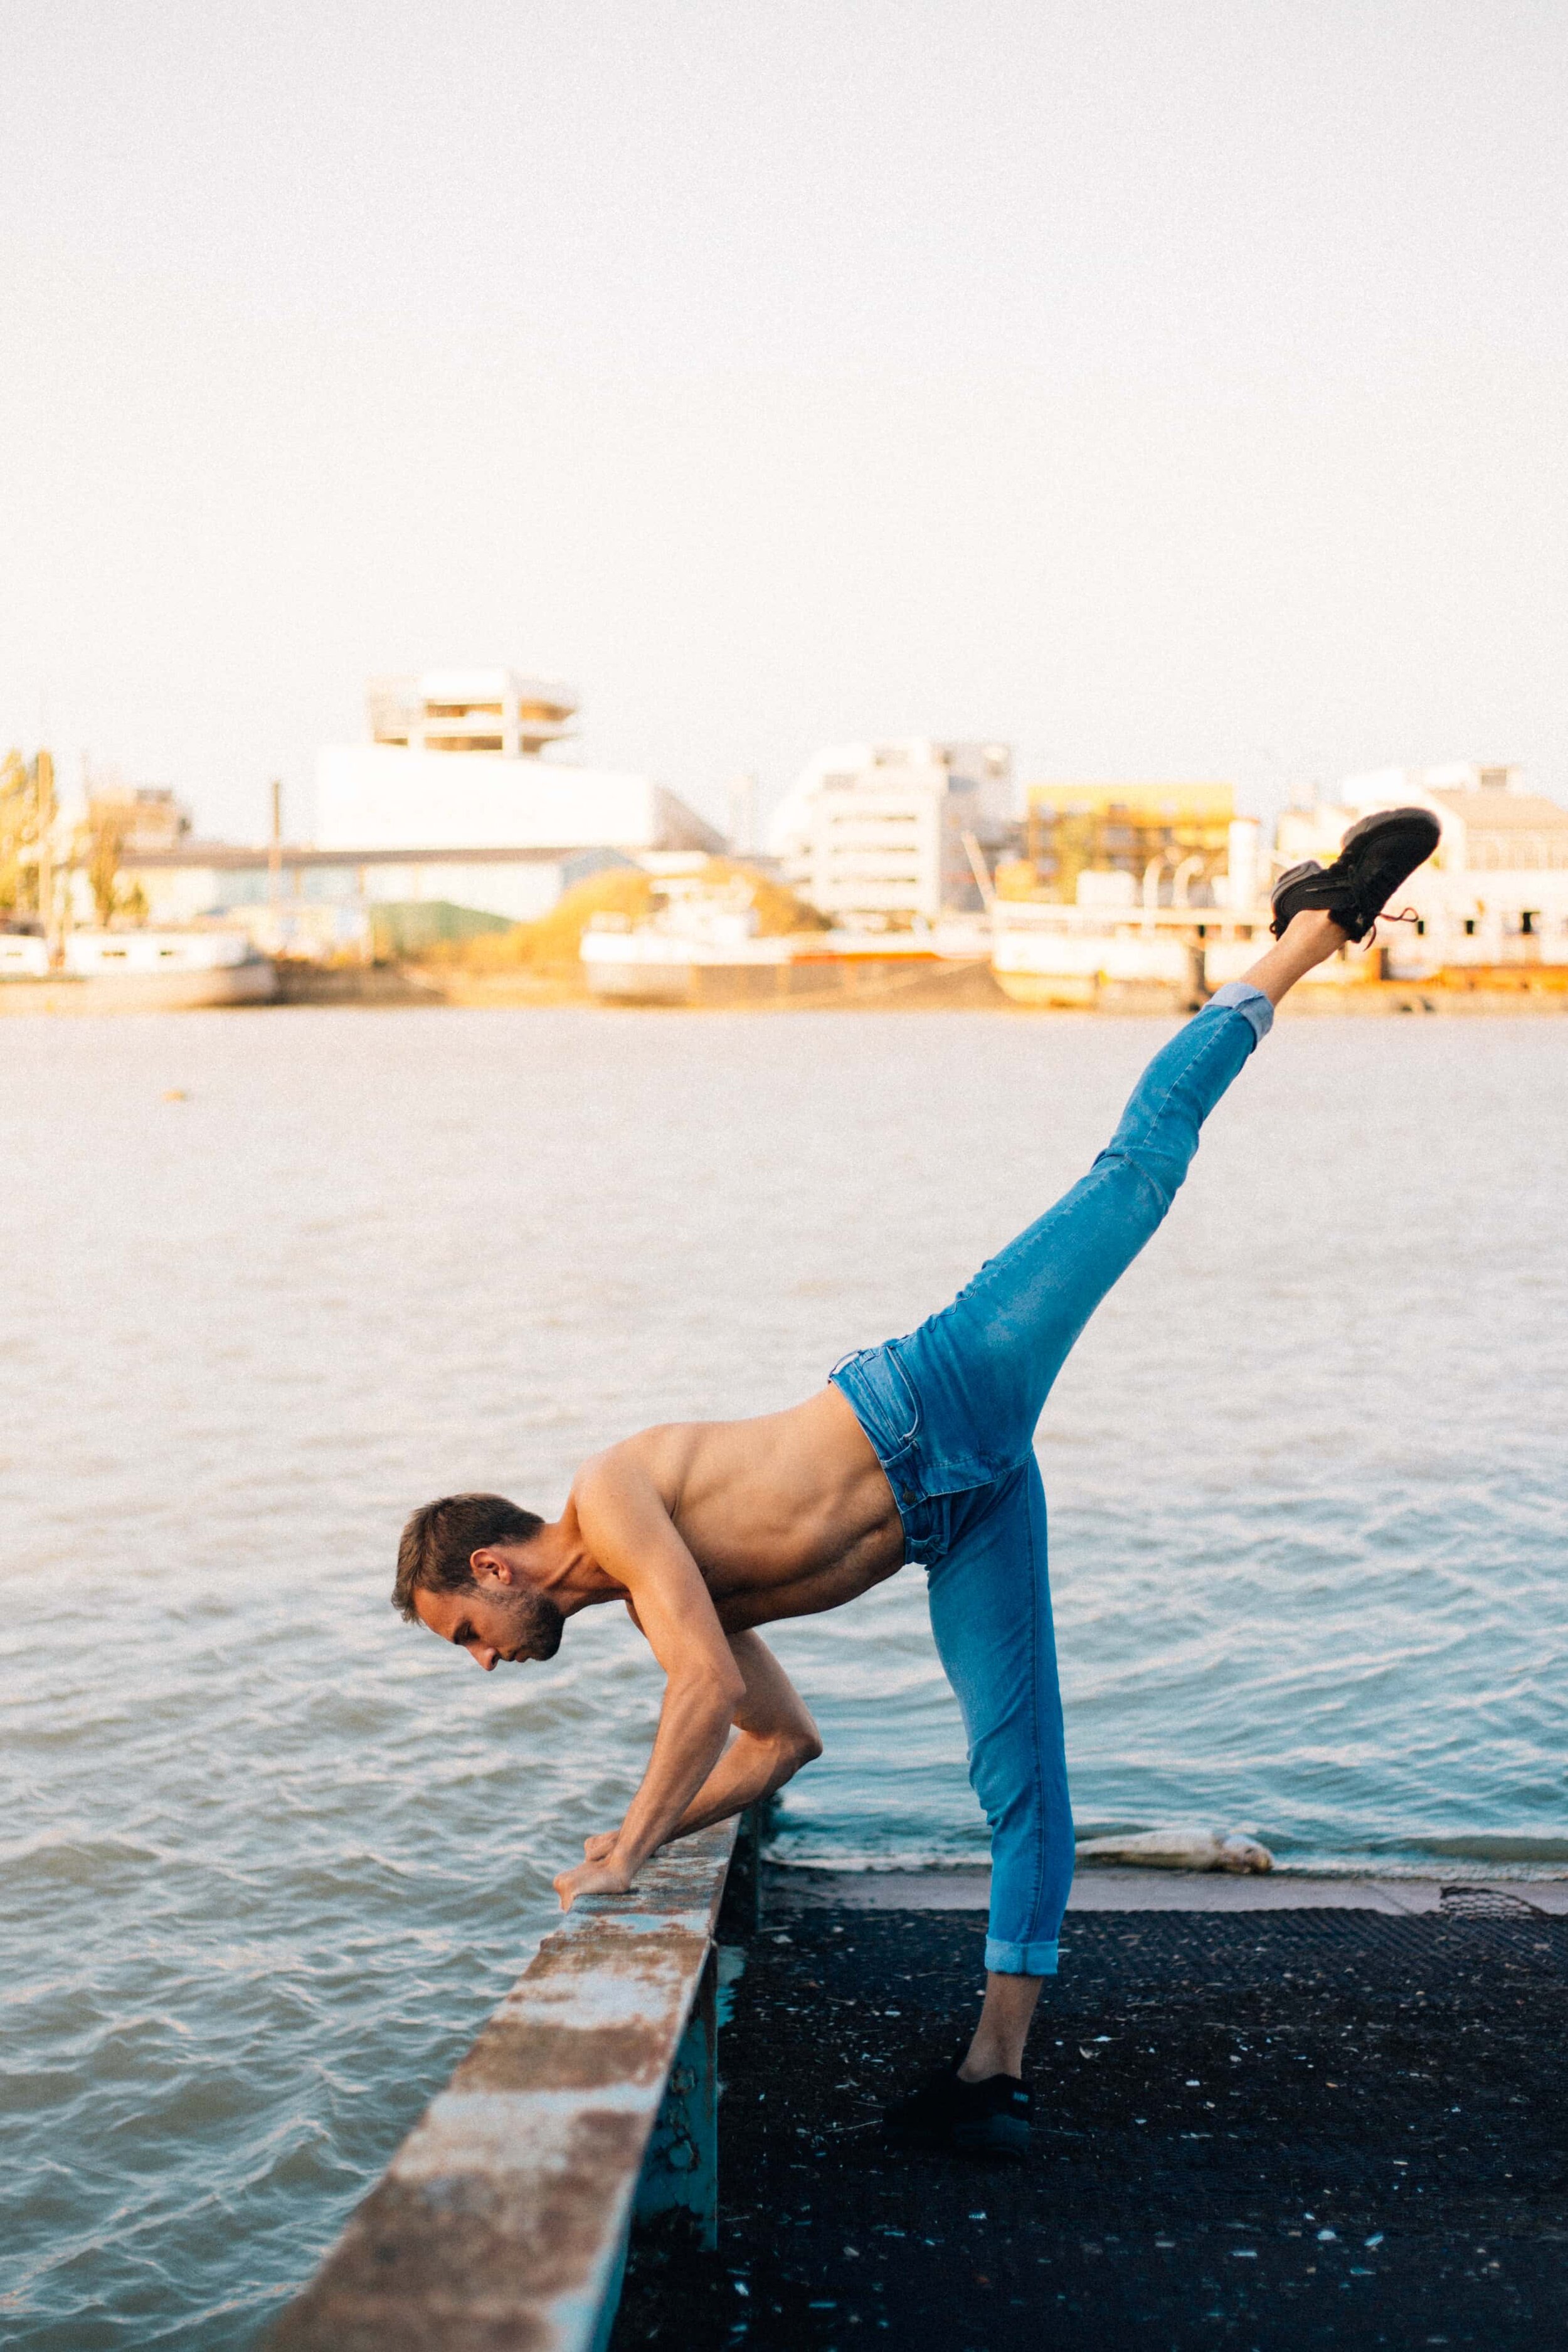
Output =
[
  {"x1": 1270, "y1": 805, "x2": 1441, "y2": 942},
  {"x1": 883, "y1": 2065, "x2": 1031, "y2": 2158}
]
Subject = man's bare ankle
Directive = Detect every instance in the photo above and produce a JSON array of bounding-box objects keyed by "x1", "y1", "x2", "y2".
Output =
[
  {"x1": 958, "y1": 2049, "x2": 1017, "y2": 2083},
  {"x1": 1287, "y1": 908, "x2": 1349, "y2": 951}
]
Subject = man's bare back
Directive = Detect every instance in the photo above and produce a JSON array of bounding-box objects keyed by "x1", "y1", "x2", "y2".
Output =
[{"x1": 586, "y1": 1386, "x2": 905, "y2": 1630}]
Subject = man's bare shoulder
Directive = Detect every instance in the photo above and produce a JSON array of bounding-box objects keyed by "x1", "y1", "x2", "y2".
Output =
[
  {"x1": 566, "y1": 1424, "x2": 700, "y2": 1520},
  {"x1": 575, "y1": 1421, "x2": 699, "y2": 1479}
]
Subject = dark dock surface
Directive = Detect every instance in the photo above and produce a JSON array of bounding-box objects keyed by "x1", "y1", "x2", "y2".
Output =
[{"x1": 612, "y1": 1882, "x2": 1568, "y2": 2350}]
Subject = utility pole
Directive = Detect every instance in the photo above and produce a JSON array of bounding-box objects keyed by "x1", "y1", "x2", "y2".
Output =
[
  {"x1": 268, "y1": 779, "x2": 283, "y2": 912},
  {"x1": 35, "y1": 750, "x2": 56, "y2": 961},
  {"x1": 726, "y1": 771, "x2": 759, "y2": 859}
]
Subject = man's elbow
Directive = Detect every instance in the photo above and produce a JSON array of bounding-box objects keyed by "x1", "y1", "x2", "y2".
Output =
[
  {"x1": 692, "y1": 1663, "x2": 748, "y2": 1719},
  {"x1": 776, "y1": 1726, "x2": 824, "y2": 1777}
]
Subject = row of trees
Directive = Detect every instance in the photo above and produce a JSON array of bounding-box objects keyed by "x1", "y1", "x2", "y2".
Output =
[{"x1": 0, "y1": 750, "x2": 144, "y2": 930}]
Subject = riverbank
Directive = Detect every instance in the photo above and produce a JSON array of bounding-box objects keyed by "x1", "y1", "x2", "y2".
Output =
[
  {"x1": 4, "y1": 960, "x2": 1567, "y2": 1012},
  {"x1": 613, "y1": 1871, "x2": 1568, "y2": 2350},
  {"x1": 414, "y1": 966, "x2": 1568, "y2": 1014}
]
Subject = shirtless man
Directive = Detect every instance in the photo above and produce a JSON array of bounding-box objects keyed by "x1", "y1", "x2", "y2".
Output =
[{"x1": 393, "y1": 811, "x2": 1439, "y2": 2157}]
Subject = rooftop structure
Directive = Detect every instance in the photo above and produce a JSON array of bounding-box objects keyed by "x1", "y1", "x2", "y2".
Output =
[
  {"x1": 365, "y1": 669, "x2": 578, "y2": 759},
  {"x1": 85, "y1": 784, "x2": 192, "y2": 856}
]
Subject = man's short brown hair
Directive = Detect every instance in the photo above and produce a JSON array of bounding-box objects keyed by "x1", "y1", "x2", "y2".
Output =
[{"x1": 393, "y1": 1493, "x2": 545, "y2": 1622}]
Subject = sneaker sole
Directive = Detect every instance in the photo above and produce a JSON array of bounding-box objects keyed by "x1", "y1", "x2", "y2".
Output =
[{"x1": 1340, "y1": 805, "x2": 1442, "y2": 857}]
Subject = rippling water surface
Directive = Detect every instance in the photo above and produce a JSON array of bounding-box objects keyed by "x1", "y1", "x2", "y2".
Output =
[{"x1": 3, "y1": 1005, "x2": 1565, "y2": 2343}]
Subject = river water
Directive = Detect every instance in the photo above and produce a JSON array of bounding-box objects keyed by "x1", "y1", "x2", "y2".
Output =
[{"x1": 2, "y1": 1004, "x2": 1564, "y2": 2344}]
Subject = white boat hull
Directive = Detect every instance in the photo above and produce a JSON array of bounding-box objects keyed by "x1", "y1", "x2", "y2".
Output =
[{"x1": 0, "y1": 961, "x2": 277, "y2": 1014}]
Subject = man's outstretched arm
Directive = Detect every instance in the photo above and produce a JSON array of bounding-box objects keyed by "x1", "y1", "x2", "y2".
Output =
[{"x1": 553, "y1": 1452, "x2": 748, "y2": 1911}]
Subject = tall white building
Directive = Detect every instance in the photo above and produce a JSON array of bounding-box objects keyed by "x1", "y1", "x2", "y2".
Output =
[{"x1": 768, "y1": 739, "x2": 1013, "y2": 927}]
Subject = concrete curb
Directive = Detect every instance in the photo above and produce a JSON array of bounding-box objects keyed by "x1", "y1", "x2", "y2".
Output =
[{"x1": 771, "y1": 1863, "x2": 1568, "y2": 1915}]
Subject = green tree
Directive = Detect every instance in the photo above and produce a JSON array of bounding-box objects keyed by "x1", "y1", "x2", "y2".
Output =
[
  {"x1": 0, "y1": 750, "x2": 42, "y2": 918},
  {"x1": 77, "y1": 801, "x2": 147, "y2": 928}
]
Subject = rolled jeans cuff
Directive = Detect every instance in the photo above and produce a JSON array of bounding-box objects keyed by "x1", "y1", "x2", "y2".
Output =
[
  {"x1": 984, "y1": 1935, "x2": 1059, "y2": 1976},
  {"x1": 1206, "y1": 979, "x2": 1274, "y2": 1041}
]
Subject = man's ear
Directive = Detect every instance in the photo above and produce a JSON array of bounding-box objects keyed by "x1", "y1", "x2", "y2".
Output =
[{"x1": 470, "y1": 1547, "x2": 517, "y2": 1589}]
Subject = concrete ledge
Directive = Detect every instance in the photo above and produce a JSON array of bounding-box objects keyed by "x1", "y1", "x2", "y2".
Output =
[
  {"x1": 265, "y1": 1820, "x2": 738, "y2": 2352},
  {"x1": 771, "y1": 1863, "x2": 1568, "y2": 1915}
]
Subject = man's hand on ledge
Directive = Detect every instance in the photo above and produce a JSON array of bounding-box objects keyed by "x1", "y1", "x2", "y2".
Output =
[
  {"x1": 553, "y1": 1856, "x2": 635, "y2": 1912},
  {"x1": 581, "y1": 1831, "x2": 618, "y2": 1863}
]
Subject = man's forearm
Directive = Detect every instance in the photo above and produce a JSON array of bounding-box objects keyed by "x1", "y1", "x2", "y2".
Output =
[
  {"x1": 608, "y1": 1671, "x2": 740, "y2": 1876},
  {"x1": 662, "y1": 1730, "x2": 806, "y2": 1843}
]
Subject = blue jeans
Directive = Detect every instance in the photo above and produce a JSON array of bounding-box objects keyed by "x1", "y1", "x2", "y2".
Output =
[{"x1": 830, "y1": 982, "x2": 1274, "y2": 1975}]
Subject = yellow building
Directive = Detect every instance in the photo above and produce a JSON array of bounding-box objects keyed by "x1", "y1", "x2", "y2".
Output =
[{"x1": 1005, "y1": 780, "x2": 1236, "y2": 903}]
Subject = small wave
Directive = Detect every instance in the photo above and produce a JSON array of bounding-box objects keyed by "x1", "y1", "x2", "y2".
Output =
[{"x1": 1407, "y1": 1833, "x2": 1568, "y2": 1866}]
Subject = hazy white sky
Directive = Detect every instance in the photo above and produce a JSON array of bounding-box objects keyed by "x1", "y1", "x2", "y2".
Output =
[{"x1": 3, "y1": 1, "x2": 1565, "y2": 839}]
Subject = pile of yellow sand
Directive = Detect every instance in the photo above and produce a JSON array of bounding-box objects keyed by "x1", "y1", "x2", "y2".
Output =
[{"x1": 417, "y1": 860, "x2": 825, "y2": 972}]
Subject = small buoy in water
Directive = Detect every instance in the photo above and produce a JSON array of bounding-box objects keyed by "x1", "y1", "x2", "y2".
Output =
[
  {"x1": 1074, "y1": 1828, "x2": 1274, "y2": 1874},
  {"x1": 162, "y1": 1088, "x2": 187, "y2": 1102}
]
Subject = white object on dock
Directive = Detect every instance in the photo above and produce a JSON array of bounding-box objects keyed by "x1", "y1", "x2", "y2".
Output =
[{"x1": 1074, "y1": 1828, "x2": 1275, "y2": 1874}]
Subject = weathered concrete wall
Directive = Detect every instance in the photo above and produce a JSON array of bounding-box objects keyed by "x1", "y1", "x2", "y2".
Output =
[{"x1": 266, "y1": 1821, "x2": 736, "y2": 2352}]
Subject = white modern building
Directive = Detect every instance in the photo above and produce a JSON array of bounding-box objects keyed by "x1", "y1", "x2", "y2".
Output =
[
  {"x1": 312, "y1": 668, "x2": 721, "y2": 922},
  {"x1": 110, "y1": 671, "x2": 721, "y2": 953},
  {"x1": 768, "y1": 739, "x2": 1013, "y2": 927},
  {"x1": 1277, "y1": 763, "x2": 1568, "y2": 968}
]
